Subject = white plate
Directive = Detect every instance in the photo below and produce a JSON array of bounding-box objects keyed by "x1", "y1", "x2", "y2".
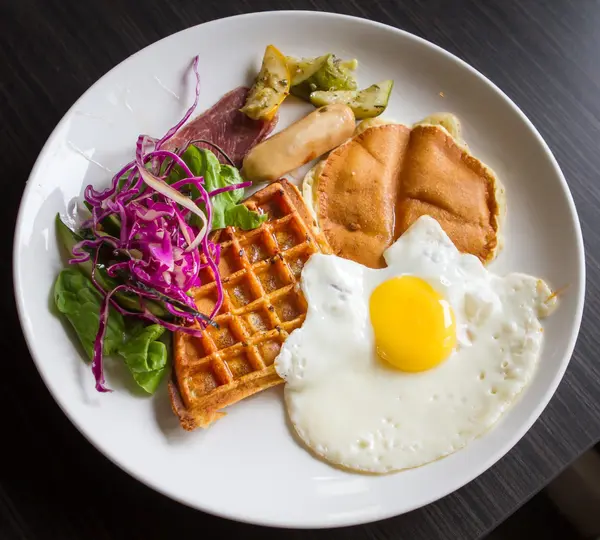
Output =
[{"x1": 13, "y1": 11, "x2": 585, "y2": 528}]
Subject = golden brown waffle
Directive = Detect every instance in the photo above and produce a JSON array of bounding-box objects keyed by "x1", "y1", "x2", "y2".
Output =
[{"x1": 169, "y1": 180, "x2": 330, "y2": 430}]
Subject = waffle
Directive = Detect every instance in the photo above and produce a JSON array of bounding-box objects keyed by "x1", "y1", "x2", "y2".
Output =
[{"x1": 169, "y1": 180, "x2": 331, "y2": 430}]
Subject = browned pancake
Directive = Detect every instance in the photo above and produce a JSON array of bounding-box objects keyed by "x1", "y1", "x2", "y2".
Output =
[
  {"x1": 310, "y1": 122, "x2": 504, "y2": 268},
  {"x1": 316, "y1": 124, "x2": 411, "y2": 268},
  {"x1": 397, "y1": 124, "x2": 501, "y2": 262}
]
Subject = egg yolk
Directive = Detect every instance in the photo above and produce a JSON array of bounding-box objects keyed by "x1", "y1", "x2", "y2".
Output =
[{"x1": 369, "y1": 276, "x2": 456, "y2": 372}]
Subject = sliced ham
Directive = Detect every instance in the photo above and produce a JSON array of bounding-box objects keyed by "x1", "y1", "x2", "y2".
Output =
[{"x1": 165, "y1": 86, "x2": 278, "y2": 167}]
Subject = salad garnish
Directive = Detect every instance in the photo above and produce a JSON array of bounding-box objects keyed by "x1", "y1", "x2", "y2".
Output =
[{"x1": 55, "y1": 56, "x2": 267, "y2": 393}]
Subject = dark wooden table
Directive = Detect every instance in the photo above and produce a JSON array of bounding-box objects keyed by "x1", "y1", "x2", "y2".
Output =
[{"x1": 2, "y1": 1, "x2": 599, "y2": 538}]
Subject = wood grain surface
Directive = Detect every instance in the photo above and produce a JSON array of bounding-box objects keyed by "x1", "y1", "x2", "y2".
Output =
[{"x1": 1, "y1": 0, "x2": 599, "y2": 538}]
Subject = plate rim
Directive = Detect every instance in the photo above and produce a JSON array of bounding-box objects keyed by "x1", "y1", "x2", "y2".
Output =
[{"x1": 13, "y1": 9, "x2": 586, "y2": 528}]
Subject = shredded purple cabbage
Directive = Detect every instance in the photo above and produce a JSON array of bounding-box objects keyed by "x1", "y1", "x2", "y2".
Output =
[
  {"x1": 91, "y1": 285, "x2": 126, "y2": 393},
  {"x1": 74, "y1": 56, "x2": 227, "y2": 392},
  {"x1": 208, "y1": 181, "x2": 252, "y2": 197}
]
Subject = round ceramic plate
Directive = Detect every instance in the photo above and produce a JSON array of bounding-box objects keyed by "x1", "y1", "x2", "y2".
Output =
[{"x1": 14, "y1": 11, "x2": 585, "y2": 528}]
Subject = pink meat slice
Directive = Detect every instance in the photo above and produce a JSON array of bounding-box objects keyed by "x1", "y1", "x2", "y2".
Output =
[{"x1": 165, "y1": 86, "x2": 277, "y2": 167}]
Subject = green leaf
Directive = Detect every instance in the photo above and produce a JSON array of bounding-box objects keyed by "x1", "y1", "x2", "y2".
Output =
[
  {"x1": 209, "y1": 164, "x2": 246, "y2": 230},
  {"x1": 224, "y1": 205, "x2": 268, "y2": 230},
  {"x1": 195, "y1": 146, "x2": 221, "y2": 187},
  {"x1": 168, "y1": 146, "x2": 266, "y2": 231},
  {"x1": 54, "y1": 268, "x2": 168, "y2": 395},
  {"x1": 167, "y1": 145, "x2": 215, "y2": 201},
  {"x1": 117, "y1": 322, "x2": 168, "y2": 394},
  {"x1": 54, "y1": 268, "x2": 125, "y2": 359},
  {"x1": 218, "y1": 165, "x2": 247, "y2": 207}
]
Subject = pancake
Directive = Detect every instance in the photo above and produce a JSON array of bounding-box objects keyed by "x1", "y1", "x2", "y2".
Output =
[
  {"x1": 304, "y1": 117, "x2": 505, "y2": 269},
  {"x1": 314, "y1": 124, "x2": 411, "y2": 268}
]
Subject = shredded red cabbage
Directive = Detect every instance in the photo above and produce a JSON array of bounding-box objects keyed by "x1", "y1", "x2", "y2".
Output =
[
  {"x1": 155, "y1": 55, "x2": 200, "y2": 150},
  {"x1": 208, "y1": 181, "x2": 252, "y2": 197},
  {"x1": 92, "y1": 285, "x2": 126, "y2": 393},
  {"x1": 74, "y1": 55, "x2": 229, "y2": 392}
]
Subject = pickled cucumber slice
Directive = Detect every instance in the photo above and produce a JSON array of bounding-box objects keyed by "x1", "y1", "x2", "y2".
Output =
[
  {"x1": 289, "y1": 54, "x2": 358, "y2": 100},
  {"x1": 314, "y1": 55, "x2": 357, "y2": 91},
  {"x1": 309, "y1": 80, "x2": 394, "y2": 119},
  {"x1": 286, "y1": 54, "x2": 329, "y2": 86},
  {"x1": 241, "y1": 45, "x2": 290, "y2": 121}
]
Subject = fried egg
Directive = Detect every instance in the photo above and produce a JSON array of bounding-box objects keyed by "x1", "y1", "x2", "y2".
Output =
[{"x1": 275, "y1": 215, "x2": 556, "y2": 473}]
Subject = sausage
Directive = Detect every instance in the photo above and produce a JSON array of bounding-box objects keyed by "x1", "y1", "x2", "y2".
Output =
[{"x1": 241, "y1": 103, "x2": 355, "y2": 183}]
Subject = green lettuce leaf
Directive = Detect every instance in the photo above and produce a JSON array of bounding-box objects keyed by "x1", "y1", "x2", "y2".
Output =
[
  {"x1": 169, "y1": 146, "x2": 266, "y2": 230},
  {"x1": 54, "y1": 267, "x2": 124, "y2": 359},
  {"x1": 54, "y1": 267, "x2": 169, "y2": 394},
  {"x1": 224, "y1": 204, "x2": 269, "y2": 230},
  {"x1": 117, "y1": 322, "x2": 168, "y2": 394}
]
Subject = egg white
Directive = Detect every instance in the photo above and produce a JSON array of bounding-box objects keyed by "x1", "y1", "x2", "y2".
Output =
[{"x1": 275, "y1": 215, "x2": 555, "y2": 473}]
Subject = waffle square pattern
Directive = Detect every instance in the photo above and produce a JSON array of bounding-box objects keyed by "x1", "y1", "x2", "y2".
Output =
[{"x1": 169, "y1": 180, "x2": 330, "y2": 430}]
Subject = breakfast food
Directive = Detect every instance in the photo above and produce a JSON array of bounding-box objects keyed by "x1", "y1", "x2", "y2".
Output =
[
  {"x1": 304, "y1": 120, "x2": 505, "y2": 268},
  {"x1": 309, "y1": 80, "x2": 394, "y2": 119},
  {"x1": 241, "y1": 49, "x2": 393, "y2": 120},
  {"x1": 241, "y1": 103, "x2": 355, "y2": 183},
  {"x1": 275, "y1": 215, "x2": 556, "y2": 473},
  {"x1": 53, "y1": 55, "x2": 278, "y2": 394},
  {"x1": 303, "y1": 123, "x2": 406, "y2": 269},
  {"x1": 241, "y1": 45, "x2": 290, "y2": 121},
  {"x1": 415, "y1": 112, "x2": 464, "y2": 144},
  {"x1": 52, "y1": 45, "x2": 559, "y2": 476},
  {"x1": 286, "y1": 53, "x2": 358, "y2": 100},
  {"x1": 170, "y1": 180, "x2": 330, "y2": 429}
]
